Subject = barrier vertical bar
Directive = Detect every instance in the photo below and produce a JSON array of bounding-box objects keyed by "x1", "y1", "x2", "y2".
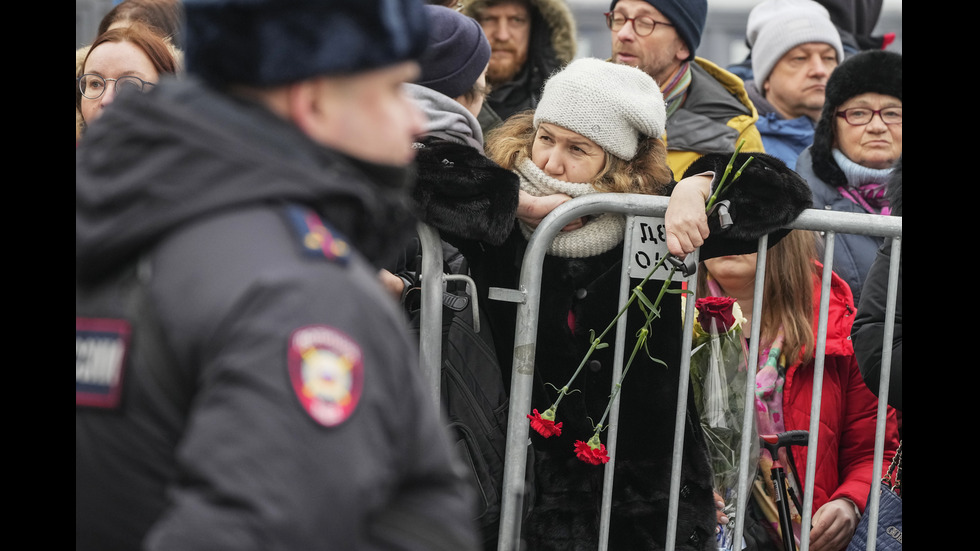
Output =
[
  {"x1": 799, "y1": 232, "x2": 836, "y2": 551},
  {"x1": 858, "y1": 235, "x2": 901, "y2": 550},
  {"x1": 495, "y1": 203, "x2": 556, "y2": 551},
  {"x1": 416, "y1": 222, "x2": 446, "y2": 406},
  {"x1": 664, "y1": 252, "x2": 700, "y2": 551},
  {"x1": 732, "y1": 234, "x2": 768, "y2": 549},
  {"x1": 596, "y1": 217, "x2": 638, "y2": 550}
]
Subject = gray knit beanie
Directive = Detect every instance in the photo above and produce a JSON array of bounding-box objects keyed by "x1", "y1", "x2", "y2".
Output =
[
  {"x1": 748, "y1": 0, "x2": 844, "y2": 84},
  {"x1": 533, "y1": 58, "x2": 665, "y2": 161}
]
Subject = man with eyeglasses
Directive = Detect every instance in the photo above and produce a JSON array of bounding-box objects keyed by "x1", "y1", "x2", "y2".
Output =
[
  {"x1": 75, "y1": 0, "x2": 481, "y2": 549},
  {"x1": 461, "y1": 0, "x2": 577, "y2": 136},
  {"x1": 606, "y1": 0, "x2": 766, "y2": 180},
  {"x1": 736, "y1": 0, "x2": 845, "y2": 170}
]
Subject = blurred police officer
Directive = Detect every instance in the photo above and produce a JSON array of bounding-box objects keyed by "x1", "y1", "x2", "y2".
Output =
[{"x1": 75, "y1": 1, "x2": 479, "y2": 549}]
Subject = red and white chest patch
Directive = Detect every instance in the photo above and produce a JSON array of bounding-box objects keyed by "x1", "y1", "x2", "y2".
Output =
[
  {"x1": 287, "y1": 325, "x2": 364, "y2": 427},
  {"x1": 76, "y1": 317, "x2": 131, "y2": 409}
]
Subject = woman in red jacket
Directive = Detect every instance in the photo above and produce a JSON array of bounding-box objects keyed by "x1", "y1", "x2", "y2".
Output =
[{"x1": 698, "y1": 229, "x2": 899, "y2": 551}]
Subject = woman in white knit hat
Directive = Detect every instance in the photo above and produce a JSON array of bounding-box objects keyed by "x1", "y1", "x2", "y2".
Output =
[{"x1": 411, "y1": 57, "x2": 813, "y2": 550}]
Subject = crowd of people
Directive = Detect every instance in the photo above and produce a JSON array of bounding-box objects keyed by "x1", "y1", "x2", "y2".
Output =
[{"x1": 76, "y1": 1, "x2": 902, "y2": 550}]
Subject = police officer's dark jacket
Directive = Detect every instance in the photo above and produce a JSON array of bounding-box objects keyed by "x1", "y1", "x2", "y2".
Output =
[{"x1": 76, "y1": 77, "x2": 479, "y2": 551}]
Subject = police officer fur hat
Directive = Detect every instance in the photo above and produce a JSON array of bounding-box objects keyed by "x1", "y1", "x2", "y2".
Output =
[
  {"x1": 811, "y1": 50, "x2": 902, "y2": 187},
  {"x1": 608, "y1": 0, "x2": 707, "y2": 61},
  {"x1": 416, "y1": 5, "x2": 491, "y2": 98},
  {"x1": 180, "y1": 0, "x2": 430, "y2": 87}
]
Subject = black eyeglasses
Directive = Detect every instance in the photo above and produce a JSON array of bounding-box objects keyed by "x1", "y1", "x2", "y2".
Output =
[
  {"x1": 78, "y1": 73, "x2": 156, "y2": 100},
  {"x1": 836, "y1": 107, "x2": 902, "y2": 126},
  {"x1": 604, "y1": 11, "x2": 673, "y2": 37}
]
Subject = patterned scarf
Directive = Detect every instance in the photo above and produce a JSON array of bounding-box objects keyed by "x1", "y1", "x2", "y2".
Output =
[
  {"x1": 662, "y1": 62, "x2": 692, "y2": 119},
  {"x1": 832, "y1": 149, "x2": 893, "y2": 215},
  {"x1": 748, "y1": 329, "x2": 804, "y2": 548},
  {"x1": 515, "y1": 158, "x2": 626, "y2": 258}
]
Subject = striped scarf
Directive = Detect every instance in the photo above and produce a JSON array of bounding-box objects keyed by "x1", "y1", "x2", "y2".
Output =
[{"x1": 662, "y1": 62, "x2": 692, "y2": 119}]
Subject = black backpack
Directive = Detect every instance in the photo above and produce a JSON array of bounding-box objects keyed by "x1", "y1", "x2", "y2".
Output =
[{"x1": 400, "y1": 239, "x2": 532, "y2": 550}]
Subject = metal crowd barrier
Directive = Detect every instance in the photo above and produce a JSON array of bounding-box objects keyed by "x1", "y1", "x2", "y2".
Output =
[
  {"x1": 415, "y1": 193, "x2": 902, "y2": 551},
  {"x1": 416, "y1": 222, "x2": 448, "y2": 406}
]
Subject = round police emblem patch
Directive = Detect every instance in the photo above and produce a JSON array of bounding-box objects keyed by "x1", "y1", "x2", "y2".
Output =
[{"x1": 288, "y1": 325, "x2": 364, "y2": 427}]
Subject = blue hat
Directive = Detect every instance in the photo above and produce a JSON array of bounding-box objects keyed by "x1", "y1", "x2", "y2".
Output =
[
  {"x1": 609, "y1": 0, "x2": 707, "y2": 61},
  {"x1": 181, "y1": 0, "x2": 430, "y2": 87},
  {"x1": 416, "y1": 5, "x2": 491, "y2": 98}
]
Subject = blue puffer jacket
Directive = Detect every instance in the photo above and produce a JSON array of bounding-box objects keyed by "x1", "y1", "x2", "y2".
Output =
[
  {"x1": 745, "y1": 80, "x2": 817, "y2": 170},
  {"x1": 756, "y1": 112, "x2": 817, "y2": 170}
]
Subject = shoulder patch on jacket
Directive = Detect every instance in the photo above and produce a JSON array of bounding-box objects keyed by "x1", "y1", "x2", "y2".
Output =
[
  {"x1": 283, "y1": 204, "x2": 350, "y2": 265},
  {"x1": 76, "y1": 317, "x2": 131, "y2": 409},
  {"x1": 288, "y1": 325, "x2": 364, "y2": 427}
]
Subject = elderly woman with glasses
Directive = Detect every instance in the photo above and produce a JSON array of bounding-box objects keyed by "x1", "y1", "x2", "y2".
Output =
[
  {"x1": 76, "y1": 22, "x2": 180, "y2": 140},
  {"x1": 794, "y1": 50, "x2": 902, "y2": 304}
]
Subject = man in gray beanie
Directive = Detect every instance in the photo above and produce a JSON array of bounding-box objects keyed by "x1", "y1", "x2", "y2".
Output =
[
  {"x1": 728, "y1": 0, "x2": 895, "y2": 81},
  {"x1": 742, "y1": 0, "x2": 845, "y2": 169},
  {"x1": 76, "y1": 0, "x2": 480, "y2": 549},
  {"x1": 606, "y1": 0, "x2": 766, "y2": 180}
]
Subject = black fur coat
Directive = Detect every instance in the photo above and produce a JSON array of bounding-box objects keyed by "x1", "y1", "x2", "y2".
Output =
[
  {"x1": 410, "y1": 136, "x2": 520, "y2": 246},
  {"x1": 418, "y1": 150, "x2": 812, "y2": 550}
]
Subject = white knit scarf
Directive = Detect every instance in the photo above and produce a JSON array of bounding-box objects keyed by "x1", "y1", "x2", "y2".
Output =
[{"x1": 515, "y1": 158, "x2": 625, "y2": 258}]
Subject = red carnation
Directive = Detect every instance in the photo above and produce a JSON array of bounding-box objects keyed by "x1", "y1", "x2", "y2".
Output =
[
  {"x1": 574, "y1": 436, "x2": 610, "y2": 465},
  {"x1": 695, "y1": 296, "x2": 737, "y2": 334},
  {"x1": 527, "y1": 408, "x2": 562, "y2": 438}
]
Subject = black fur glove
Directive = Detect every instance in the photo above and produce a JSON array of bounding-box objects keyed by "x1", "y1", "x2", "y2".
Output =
[
  {"x1": 684, "y1": 152, "x2": 812, "y2": 259},
  {"x1": 411, "y1": 137, "x2": 519, "y2": 246}
]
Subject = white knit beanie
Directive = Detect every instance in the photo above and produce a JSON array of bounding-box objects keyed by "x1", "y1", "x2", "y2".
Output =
[
  {"x1": 748, "y1": 0, "x2": 844, "y2": 84},
  {"x1": 533, "y1": 58, "x2": 665, "y2": 161}
]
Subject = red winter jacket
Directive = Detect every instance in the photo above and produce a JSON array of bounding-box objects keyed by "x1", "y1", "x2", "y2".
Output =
[{"x1": 781, "y1": 266, "x2": 900, "y2": 513}]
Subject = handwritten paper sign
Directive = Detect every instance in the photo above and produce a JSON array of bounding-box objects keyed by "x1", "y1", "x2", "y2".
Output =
[{"x1": 627, "y1": 216, "x2": 673, "y2": 280}]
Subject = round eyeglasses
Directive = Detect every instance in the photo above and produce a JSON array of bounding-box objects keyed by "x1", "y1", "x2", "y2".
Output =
[
  {"x1": 836, "y1": 107, "x2": 902, "y2": 126},
  {"x1": 78, "y1": 74, "x2": 156, "y2": 100},
  {"x1": 604, "y1": 11, "x2": 673, "y2": 37}
]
